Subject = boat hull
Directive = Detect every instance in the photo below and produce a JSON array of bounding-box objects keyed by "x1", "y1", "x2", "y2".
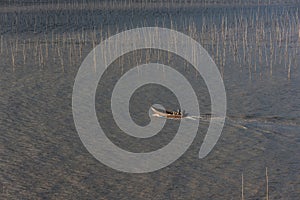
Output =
[{"x1": 151, "y1": 107, "x2": 183, "y2": 119}]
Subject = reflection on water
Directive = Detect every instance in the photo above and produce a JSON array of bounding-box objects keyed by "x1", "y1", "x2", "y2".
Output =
[{"x1": 0, "y1": 2, "x2": 300, "y2": 199}]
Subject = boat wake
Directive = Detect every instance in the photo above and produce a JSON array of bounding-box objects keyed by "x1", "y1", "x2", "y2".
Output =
[
  {"x1": 152, "y1": 113, "x2": 249, "y2": 130},
  {"x1": 183, "y1": 116, "x2": 198, "y2": 120},
  {"x1": 151, "y1": 107, "x2": 300, "y2": 133}
]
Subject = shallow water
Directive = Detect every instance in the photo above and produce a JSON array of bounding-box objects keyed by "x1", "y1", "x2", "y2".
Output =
[{"x1": 1, "y1": 3, "x2": 300, "y2": 200}]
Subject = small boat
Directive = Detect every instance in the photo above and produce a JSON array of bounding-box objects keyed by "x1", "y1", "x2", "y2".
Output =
[{"x1": 151, "y1": 107, "x2": 184, "y2": 119}]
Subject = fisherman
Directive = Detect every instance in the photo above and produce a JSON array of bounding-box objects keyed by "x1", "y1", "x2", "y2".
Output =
[
  {"x1": 177, "y1": 109, "x2": 181, "y2": 115},
  {"x1": 167, "y1": 109, "x2": 182, "y2": 115}
]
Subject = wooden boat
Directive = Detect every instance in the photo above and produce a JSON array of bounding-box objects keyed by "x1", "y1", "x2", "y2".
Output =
[{"x1": 151, "y1": 107, "x2": 183, "y2": 119}]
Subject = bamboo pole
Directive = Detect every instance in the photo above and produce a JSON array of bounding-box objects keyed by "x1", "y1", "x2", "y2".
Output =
[
  {"x1": 241, "y1": 173, "x2": 244, "y2": 200},
  {"x1": 266, "y1": 167, "x2": 269, "y2": 200}
]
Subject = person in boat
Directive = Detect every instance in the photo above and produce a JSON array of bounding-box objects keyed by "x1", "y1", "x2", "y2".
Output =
[
  {"x1": 178, "y1": 109, "x2": 181, "y2": 115},
  {"x1": 166, "y1": 109, "x2": 182, "y2": 115},
  {"x1": 174, "y1": 109, "x2": 181, "y2": 115},
  {"x1": 173, "y1": 109, "x2": 182, "y2": 115}
]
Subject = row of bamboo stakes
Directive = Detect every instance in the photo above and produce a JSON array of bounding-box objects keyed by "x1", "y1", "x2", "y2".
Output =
[{"x1": 0, "y1": 6, "x2": 299, "y2": 80}]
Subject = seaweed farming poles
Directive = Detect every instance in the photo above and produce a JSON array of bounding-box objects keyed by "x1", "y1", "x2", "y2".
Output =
[{"x1": 0, "y1": 2, "x2": 299, "y2": 80}]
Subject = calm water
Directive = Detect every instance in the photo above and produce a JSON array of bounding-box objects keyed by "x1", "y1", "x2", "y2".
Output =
[{"x1": 0, "y1": 3, "x2": 300, "y2": 199}]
